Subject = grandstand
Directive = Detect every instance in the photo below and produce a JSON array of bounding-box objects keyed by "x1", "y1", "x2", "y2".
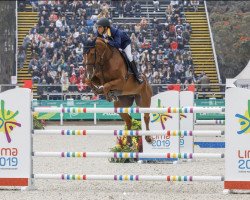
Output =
[{"x1": 17, "y1": 0, "x2": 221, "y2": 100}]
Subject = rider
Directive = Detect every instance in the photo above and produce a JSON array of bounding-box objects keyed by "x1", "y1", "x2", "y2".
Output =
[{"x1": 95, "y1": 18, "x2": 144, "y2": 84}]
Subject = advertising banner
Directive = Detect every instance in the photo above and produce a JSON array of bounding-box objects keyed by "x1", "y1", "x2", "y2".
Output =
[
  {"x1": 34, "y1": 100, "x2": 140, "y2": 120},
  {"x1": 0, "y1": 88, "x2": 31, "y2": 186},
  {"x1": 142, "y1": 91, "x2": 180, "y2": 154},
  {"x1": 195, "y1": 99, "x2": 225, "y2": 120},
  {"x1": 225, "y1": 88, "x2": 250, "y2": 190}
]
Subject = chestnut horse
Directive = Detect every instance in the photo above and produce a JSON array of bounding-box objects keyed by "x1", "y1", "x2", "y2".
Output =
[{"x1": 84, "y1": 37, "x2": 153, "y2": 144}]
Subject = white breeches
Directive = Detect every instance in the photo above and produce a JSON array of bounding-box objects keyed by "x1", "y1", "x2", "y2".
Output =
[{"x1": 124, "y1": 44, "x2": 133, "y2": 62}]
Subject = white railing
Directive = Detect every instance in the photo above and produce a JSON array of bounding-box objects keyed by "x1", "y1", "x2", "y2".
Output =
[{"x1": 204, "y1": 0, "x2": 221, "y2": 83}]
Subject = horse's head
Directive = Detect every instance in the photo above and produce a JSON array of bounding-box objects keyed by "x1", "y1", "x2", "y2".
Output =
[
  {"x1": 84, "y1": 37, "x2": 112, "y2": 83},
  {"x1": 84, "y1": 39, "x2": 96, "y2": 82}
]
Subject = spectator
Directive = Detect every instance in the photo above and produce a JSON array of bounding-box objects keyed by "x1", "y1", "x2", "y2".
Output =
[
  {"x1": 130, "y1": 33, "x2": 140, "y2": 49},
  {"x1": 140, "y1": 50, "x2": 150, "y2": 64},
  {"x1": 140, "y1": 17, "x2": 148, "y2": 29},
  {"x1": 164, "y1": 67, "x2": 172, "y2": 83},
  {"x1": 185, "y1": 21, "x2": 192, "y2": 34},
  {"x1": 32, "y1": 68, "x2": 41, "y2": 83},
  {"x1": 184, "y1": 0, "x2": 191, "y2": 11},
  {"x1": 38, "y1": 16, "x2": 48, "y2": 34},
  {"x1": 117, "y1": 1, "x2": 124, "y2": 18},
  {"x1": 20, "y1": 0, "x2": 195, "y2": 98},
  {"x1": 56, "y1": 16, "x2": 63, "y2": 28},
  {"x1": 100, "y1": 1, "x2": 110, "y2": 11},
  {"x1": 182, "y1": 29, "x2": 190, "y2": 45},
  {"x1": 170, "y1": 39, "x2": 178, "y2": 51},
  {"x1": 28, "y1": 55, "x2": 39, "y2": 74},
  {"x1": 124, "y1": 0, "x2": 133, "y2": 17},
  {"x1": 98, "y1": 8, "x2": 110, "y2": 19},
  {"x1": 191, "y1": 0, "x2": 199, "y2": 12},
  {"x1": 153, "y1": 0, "x2": 160, "y2": 12},
  {"x1": 45, "y1": 72, "x2": 54, "y2": 93},
  {"x1": 185, "y1": 67, "x2": 194, "y2": 82},
  {"x1": 134, "y1": 23, "x2": 141, "y2": 34},
  {"x1": 49, "y1": 10, "x2": 58, "y2": 22},
  {"x1": 22, "y1": 34, "x2": 31, "y2": 50},
  {"x1": 199, "y1": 72, "x2": 211, "y2": 98},
  {"x1": 50, "y1": 78, "x2": 62, "y2": 94},
  {"x1": 17, "y1": 46, "x2": 26, "y2": 69},
  {"x1": 171, "y1": 0, "x2": 179, "y2": 7},
  {"x1": 18, "y1": 0, "x2": 26, "y2": 11},
  {"x1": 174, "y1": 60, "x2": 184, "y2": 80},
  {"x1": 182, "y1": 79, "x2": 190, "y2": 91},
  {"x1": 91, "y1": 94, "x2": 99, "y2": 100},
  {"x1": 77, "y1": 78, "x2": 87, "y2": 92},
  {"x1": 134, "y1": 1, "x2": 141, "y2": 17},
  {"x1": 165, "y1": 4, "x2": 173, "y2": 16},
  {"x1": 151, "y1": 38, "x2": 159, "y2": 50},
  {"x1": 68, "y1": 71, "x2": 78, "y2": 92},
  {"x1": 60, "y1": 71, "x2": 69, "y2": 93}
]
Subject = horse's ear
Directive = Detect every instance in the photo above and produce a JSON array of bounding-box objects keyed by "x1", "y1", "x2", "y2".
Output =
[{"x1": 83, "y1": 39, "x2": 96, "y2": 54}]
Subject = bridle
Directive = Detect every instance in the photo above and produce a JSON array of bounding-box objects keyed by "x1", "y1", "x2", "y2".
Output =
[
  {"x1": 85, "y1": 39, "x2": 109, "y2": 71},
  {"x1": 85, "y1": 38, "x2": 112, "y2": 83}
]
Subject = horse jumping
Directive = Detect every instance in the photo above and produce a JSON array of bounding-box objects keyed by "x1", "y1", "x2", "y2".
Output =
[{"x1": 84, "y1": 37, "x2": 153, "y2": 144}]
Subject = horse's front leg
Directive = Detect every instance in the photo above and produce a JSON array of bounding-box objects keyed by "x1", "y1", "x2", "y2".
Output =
[
  {"x1": 103, "y1": 78, "x2": 125, "y2": 96},
  {"x1": 92, "y1": 85, "x2": 104, "y2": 95},
  {"x1": 85, "y1": 76, "x2": 105, "y2": 95}
]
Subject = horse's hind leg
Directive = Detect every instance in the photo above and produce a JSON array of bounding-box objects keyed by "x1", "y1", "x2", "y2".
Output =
[
  {"x1": 114, "y1": 96, "x2": 134, "y2": 128},
  {"x1": 135, "y1": 82, "x2": 153, "y2": 143},
  {"x1": 114, "y1": 96, "x2": 134, "y2": 146}
]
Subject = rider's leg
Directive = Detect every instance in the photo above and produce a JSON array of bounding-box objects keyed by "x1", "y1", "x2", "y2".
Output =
[{"x1": 124, "y1": 44, "x2": 144, "y2": 84}]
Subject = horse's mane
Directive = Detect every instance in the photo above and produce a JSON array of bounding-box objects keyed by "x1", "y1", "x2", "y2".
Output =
[{"x1": 95, "y1": 37, "x2": 117, "y2": 55}]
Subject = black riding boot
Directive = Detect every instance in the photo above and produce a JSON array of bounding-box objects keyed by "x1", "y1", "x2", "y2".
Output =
[{"x1": 130, "y1": 60, "x2": 144, "y2": 84}]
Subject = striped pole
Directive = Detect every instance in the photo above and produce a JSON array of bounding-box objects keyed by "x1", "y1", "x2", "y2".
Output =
[
  {"x1": 195, "y1": 120, "x2": 225, "y2": 125},
  {"x1": 33, "y1": 174, "x2": 224, "y2": 182},
  {"x1": 33, "y1": 152, "x2": 224, "y2": 159},
  {"x1": 33, "y1": 129, "x2": 224, "y2": 137},
  {"x1": 33, "y1": 107, "x2": 225, "y2": 114}
]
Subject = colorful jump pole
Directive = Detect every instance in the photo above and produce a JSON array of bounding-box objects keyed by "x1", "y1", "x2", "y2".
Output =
[
  {"x1": 33, "y1": 129, "x2": 224, "y2": 137},
  {"x1": 33, "y1": 107, "x2": 225, "y2": 114}
]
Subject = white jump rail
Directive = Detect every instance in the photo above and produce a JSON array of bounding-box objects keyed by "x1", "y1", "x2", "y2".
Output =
[
  {"x1": 195, "y1": 120, "x2": 225, "y2": 125},
  {"x1": 33, "y1": 107, "x2": 225, "y2": 114},
  {"x1": 33, "y1": 174, "x2": 224, "y2": 182},
  {"x1": 33, "y1": 152, "x2": 224, "y2": 159},
  {"x1": 33, "y1": 129, "x2": 224, "y2": 137}
]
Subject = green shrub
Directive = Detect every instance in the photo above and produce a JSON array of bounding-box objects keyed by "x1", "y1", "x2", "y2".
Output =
[
  {"x1": 33, "y1": 115, "x2": 45, "y2": 129},
  {"x1": 110, "y1": 119, "x2": 142, "y2": 163}
]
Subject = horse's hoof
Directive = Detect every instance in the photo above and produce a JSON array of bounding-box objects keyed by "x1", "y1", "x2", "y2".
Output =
[
  {"x1": 113, "y1": 95, "x2": 119, "y2": 102},
  {"x1": 106, "y1": 96, "x2": 112, "y2": 102},
  {"x1": 96, "y1": 86, "x2": 104, "y2": 94},
  {"x1": 145, "y1": 136, "x2": 153, "y2": 144}
]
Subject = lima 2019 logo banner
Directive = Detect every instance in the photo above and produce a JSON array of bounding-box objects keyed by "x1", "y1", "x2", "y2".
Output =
[
  {"x1": 151, "y1": 99, "x2": 172, "y2": 129},
  {"x1": 235, "y1": 100, "x2": 250, "y2": 135},
  {"x1": 0, "y1": 100, "x2": 21, "y2": 143},
  {"x1": 151, "y1": 99, "x2": 187, "y2": 129}
]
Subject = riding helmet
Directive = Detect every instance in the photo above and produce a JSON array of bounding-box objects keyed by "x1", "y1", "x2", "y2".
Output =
[{"x1": 96, "y1": 18, "x2": 110, "y2": 27}]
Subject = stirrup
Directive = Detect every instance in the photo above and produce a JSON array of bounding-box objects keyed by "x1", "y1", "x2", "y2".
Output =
[{"x1": 137, "y1": 75, "x2": 144, "y2": 84}]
